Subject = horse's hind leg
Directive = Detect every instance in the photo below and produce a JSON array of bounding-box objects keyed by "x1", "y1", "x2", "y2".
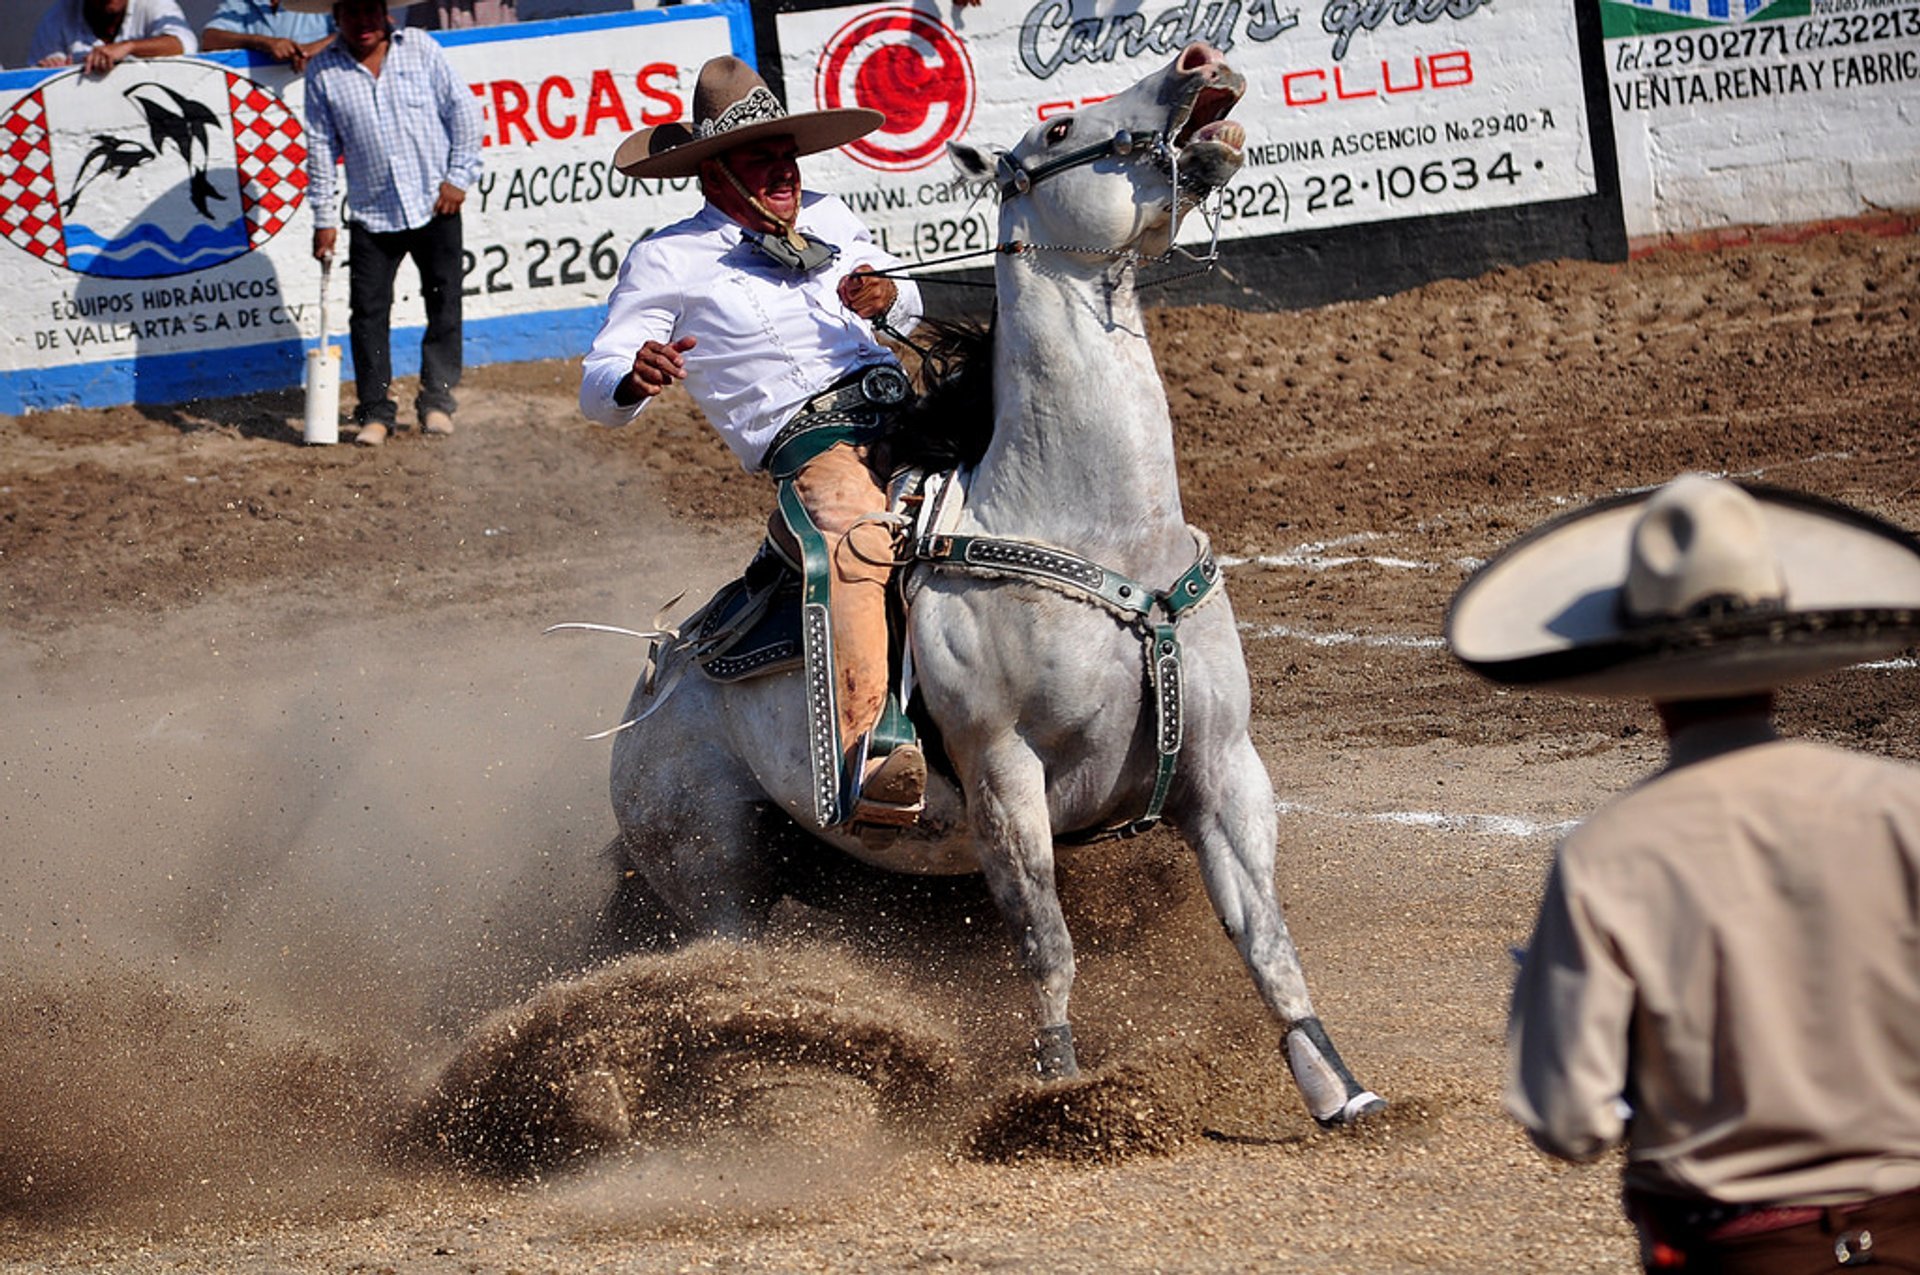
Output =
[
  {"x1": 610, "y1": 734, "x2": 785, "y2": 942},
  {"x1": 588, "y1": 833, "x2": 687, "y2": 958},
  {"x1": 1175, "y1": 738, "x2": 1385, "y2": 1128}
]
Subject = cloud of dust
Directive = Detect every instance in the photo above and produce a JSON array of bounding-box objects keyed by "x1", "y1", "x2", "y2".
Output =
[
  {"x1": 0, "y1": 551, "x2": 1302, "y2": 1233},
  {"x1": 0, "y1": 590, "x2": 647, "y2": 1226}
]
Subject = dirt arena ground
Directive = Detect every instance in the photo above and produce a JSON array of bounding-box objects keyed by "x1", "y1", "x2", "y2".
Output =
[{"x1": 1, "y1": 229, "x2": 1916, "y2": 1273}]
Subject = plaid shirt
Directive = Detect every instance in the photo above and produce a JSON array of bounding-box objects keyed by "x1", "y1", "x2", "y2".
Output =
[{"x1": 303, "y1": 27, "x2": 482, "y2": 233}]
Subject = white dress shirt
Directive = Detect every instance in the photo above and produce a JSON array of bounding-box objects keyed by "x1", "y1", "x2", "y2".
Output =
[
  {"x1": 30, "y1": 0, "x2": 197, "y2": 64},
  {"x1": 579, "y1": 193, "x2": 922, "y2": 471}
]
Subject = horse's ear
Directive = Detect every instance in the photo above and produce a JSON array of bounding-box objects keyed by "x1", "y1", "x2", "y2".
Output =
[{"x1": 947, "y1": 140, "x2": 1002, "y2": 184}]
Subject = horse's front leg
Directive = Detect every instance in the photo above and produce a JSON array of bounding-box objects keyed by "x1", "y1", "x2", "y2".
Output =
[
  {"x1": 1175, "y1": 737, "x2": 1386, "y2": 1128},
  {"x1": 967, "y1": 743, "x2": 1080, "y2": 1079}
]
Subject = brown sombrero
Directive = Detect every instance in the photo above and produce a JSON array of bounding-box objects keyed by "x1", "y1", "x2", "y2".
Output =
[
  {"x1": 613, "y1": 56, "x2": 882, "y2": 180},
  {"x1": 1445, "y1": 474, "x2": 1920, "y2": 699},
  {"x1": 279, "y1": 0, "x2": 410, "y2": 13}
]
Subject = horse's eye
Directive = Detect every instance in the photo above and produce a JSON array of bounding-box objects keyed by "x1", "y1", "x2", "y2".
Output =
[{"x1": 1044, "y1": 118, "x2": 1072, "y2": 145}]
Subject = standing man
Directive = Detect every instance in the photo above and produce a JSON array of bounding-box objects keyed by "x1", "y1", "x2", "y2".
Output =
[
  {"x1": 1447, "y1": 474, "x2": 1920, "y2": 1272},
  {"x1": 201, "y1": 0, "x2": 333, "y2": 73},
  {"x1": 580, "y1": 56, "x2": 927, "y2": 832},
  {"x1": 299, "y1": 0, "x2": 481, "y2": 447},
  {"x1": 31, "y1": 0, "x2": 195, "y2": 73}
]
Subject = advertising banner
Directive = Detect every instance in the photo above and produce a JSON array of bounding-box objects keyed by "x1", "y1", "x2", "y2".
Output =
[
  {"x1": 1599, "y1": 0, "x2": 1920, "y2": 241},
  {"x1": 0, "y1": 3, "x2": 750, "y2": 414},
  {"x1": 777, "y1": 0, "x2": 1600, "y2": 269}
]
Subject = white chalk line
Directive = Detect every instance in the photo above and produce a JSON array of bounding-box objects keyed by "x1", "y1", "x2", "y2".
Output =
[
  {"x1": 1240, "y1": 622, "x2": 1444, "y2": 650},
  {"x1": 1222, "y1": 456, "x2": 1870, "y2": 578},
  {"x1": 1276, "y1": 798, "x2": 1578, "y2": 841},
  {"x1": 1217, "y1": 532, "x2": 1450, "y2": 574}
]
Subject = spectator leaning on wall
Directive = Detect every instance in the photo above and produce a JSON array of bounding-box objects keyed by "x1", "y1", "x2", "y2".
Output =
[
  {"x1": 30, "y1": 0, "x2": 196, "y2": 74},
  {"x1": 201, "y1": 0, "x2": 334, "y2": 73},
  {"x1": 406, "y1": 0, "x2": 513, "y2": 29},
  {"x1": 295, "y1": 0, "x2": 482, "y2": 447}
]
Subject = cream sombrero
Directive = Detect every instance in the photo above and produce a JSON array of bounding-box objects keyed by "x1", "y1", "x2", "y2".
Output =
[
  {"x1": 613, "y1": 56, "x2": 882, "y2": 180},
  {"x1": 1445, "y1": 474, "x2": 1920, "y2": 699}
]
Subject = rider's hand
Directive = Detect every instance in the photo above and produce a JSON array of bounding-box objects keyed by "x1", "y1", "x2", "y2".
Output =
[
  {"x1": 618, "y1": 336, "x2": 698, "y2": 405},
  {"x1": 838, "y1": 266, "x2": 898, "y2": 321}
]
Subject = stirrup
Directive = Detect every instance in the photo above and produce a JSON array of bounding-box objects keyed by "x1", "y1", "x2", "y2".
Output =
[{"x1": 845, "y1": 732, "x2": 926, "y2": 831}]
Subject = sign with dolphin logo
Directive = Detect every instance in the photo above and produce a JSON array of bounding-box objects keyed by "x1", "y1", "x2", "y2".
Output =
[{"x1": 0, "y1": 60, "x2": 307, "y2": 278}]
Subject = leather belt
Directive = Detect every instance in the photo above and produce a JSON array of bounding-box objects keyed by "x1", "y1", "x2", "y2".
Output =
[
  {"x1": 760, "y1": 364, "x2": 912, "y2": 478},
  {"x1": 794, "y1": 364, "x2": 911, "y2": 419},
  {"x1": 1631, "y1": 1184, "x2": 1920, "y2": 1244}
]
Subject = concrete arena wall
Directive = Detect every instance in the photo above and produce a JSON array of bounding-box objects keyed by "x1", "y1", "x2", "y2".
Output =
[
  {"x1": 1, "y1": 0, "x2": 1914, "y2": 413},
  {"x1": 0, "y1": 5, "x2": 754, "y2": 414}
]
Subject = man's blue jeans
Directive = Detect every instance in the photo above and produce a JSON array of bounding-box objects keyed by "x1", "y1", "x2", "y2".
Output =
[{"x1": 345, "y1": 212, "x2": 464, "y2": 426}]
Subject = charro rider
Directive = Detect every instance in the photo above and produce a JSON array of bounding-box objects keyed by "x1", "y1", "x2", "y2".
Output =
[
  {"x1": 1446, "y1": 473, "x2": 1920, "y2": 1273},
  {"x1": 579, "y1": 55, "x2": 927, "y2": 830}
]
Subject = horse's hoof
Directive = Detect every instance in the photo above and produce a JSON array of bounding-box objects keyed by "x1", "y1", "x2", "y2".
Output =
[
  {"x1": 1033, "y1": 1023, "x2": 1079, "y2": 1080},
  {"x1": 1314, "y1": 1090, "x2": 1387, "y2": 1130}
]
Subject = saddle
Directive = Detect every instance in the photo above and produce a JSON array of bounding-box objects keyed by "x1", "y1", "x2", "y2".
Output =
[
  {"x1": 681, "y1": 540, "x2": 806, "y2": 684},
  {"x1": 669, "y1": 465, "x2": 943, "y2": 838},
  {"x1": 663, "y1": 453, "x2": 1222, "y2": 844}
]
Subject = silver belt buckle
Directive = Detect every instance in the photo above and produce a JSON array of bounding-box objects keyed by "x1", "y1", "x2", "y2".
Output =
[{"x1": 859, "y1": 365, "x2": 910, "y2": 408}]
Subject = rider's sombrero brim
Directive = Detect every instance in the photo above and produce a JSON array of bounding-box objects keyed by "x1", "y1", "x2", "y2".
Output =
[
  {"x1": 613, "y1": 109, "x2": 883, "y2": 180},
  {"x1": 1445, "y1": 483, "x2": 1920, "y2": 699}
]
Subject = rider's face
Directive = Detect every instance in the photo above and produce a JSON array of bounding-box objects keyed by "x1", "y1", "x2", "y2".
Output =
[{"x1": 704, "y1": 137, "x2": 802, "y2": 231}]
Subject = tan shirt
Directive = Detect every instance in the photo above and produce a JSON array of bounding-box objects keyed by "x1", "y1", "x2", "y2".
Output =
[{"x1": 1507, "y1": 716, "x2": 1920, "y2": 1205}]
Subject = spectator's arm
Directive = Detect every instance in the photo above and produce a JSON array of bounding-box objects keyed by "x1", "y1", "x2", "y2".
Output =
[
  {"x1": 304, "y1": 73, "x2": 341, "y2": 231},
  {"x1": 435, "y1": 44, "x2": 485, "y2": 192},
  {"x1": 27, "y1": 8, "x2": 60, "y2": 66},
  {"x1": 83, "y1": 32, "x2": 184, "y2": 74}
]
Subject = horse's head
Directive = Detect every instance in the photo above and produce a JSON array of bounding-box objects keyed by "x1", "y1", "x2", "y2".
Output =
[{"x1": 950, "y1": 44, "x2": 1246, "y2": 262}]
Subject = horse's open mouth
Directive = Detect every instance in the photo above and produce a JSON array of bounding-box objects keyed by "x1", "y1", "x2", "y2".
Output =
[{"x1": 1170, "y1": 58, "x2": 1247, "y2": 189}]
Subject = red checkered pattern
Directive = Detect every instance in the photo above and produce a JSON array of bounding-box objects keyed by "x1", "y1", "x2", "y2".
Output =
[
  {"x1": 0, "y1": 90, "x2": 68, "y2": 268},
  {"x1": 226, "y1": 71, "x2": 308, "y2": 249}
]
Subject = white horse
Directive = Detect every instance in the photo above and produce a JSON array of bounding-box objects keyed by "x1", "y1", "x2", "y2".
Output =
[{"x1": 596, "y1": 43, "x2": 1384, "y2": 1128}]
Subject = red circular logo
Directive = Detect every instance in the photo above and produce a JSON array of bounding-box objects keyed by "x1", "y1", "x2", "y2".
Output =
[{"x1": 816, "y1": 8, "x2": 976, "y2": 173}]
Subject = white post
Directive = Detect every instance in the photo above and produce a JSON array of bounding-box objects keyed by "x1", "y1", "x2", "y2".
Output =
[{"x1": 303, "y1": 257, "x2": 340, "y2": 446}]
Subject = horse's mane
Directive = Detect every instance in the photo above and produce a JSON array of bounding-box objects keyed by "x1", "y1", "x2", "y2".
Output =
[{"x1": 891, "y1": 315, "x2": 995, "y2": 471}]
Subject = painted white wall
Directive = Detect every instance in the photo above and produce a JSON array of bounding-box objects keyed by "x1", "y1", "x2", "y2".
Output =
[{"x1": 1599, "y1": 0, "x2": 1920, "y2": 242}]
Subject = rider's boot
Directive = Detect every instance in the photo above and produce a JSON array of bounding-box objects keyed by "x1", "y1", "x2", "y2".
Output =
[{"x1": 850, "y1": 739, "x2": 926, "y2": 828}]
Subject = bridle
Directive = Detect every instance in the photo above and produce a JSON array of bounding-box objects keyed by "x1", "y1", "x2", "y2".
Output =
[
  {"x1": 870, "y1": 122, "x2": 1230, "y2": 294},
  {"x1": 993, "y1": 126, "x2": 1173, "y2": 197}
]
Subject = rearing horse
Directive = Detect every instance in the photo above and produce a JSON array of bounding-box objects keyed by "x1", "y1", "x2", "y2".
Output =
[{"x1": 598, "y1": 44, "x2": 1384, "y2": 1129}]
